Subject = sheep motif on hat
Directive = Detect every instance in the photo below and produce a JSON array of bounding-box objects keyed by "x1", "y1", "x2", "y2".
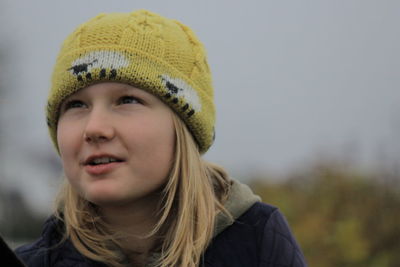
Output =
[
  {"x1": 68, "y1": 51, "x2": 130, "y2": 82},
  {"x1": 160, "y1": 74, "x2": 202, "y2": 118}
]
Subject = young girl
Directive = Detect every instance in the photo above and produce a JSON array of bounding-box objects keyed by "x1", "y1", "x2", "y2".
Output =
[{"x1": 15, "y1": 10, "x2": 306, "y2": 267}]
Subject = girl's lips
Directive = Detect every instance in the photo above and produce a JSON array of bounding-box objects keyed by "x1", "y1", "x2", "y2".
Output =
[{"x1": 84, "y1": 162, "x2": 123, "y2": 175}]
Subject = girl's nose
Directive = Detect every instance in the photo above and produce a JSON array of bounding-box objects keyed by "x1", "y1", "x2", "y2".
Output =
[{"x1": 83, "y1": 108, "x2": 115, "y2": 144}]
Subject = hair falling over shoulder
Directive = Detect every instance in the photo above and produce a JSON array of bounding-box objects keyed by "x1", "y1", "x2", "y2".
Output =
[{"x1": 54, "y1": 113, "x2": 232, "y2": 267}]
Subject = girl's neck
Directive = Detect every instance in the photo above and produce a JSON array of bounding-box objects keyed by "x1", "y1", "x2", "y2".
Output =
[{"x1": 99, "y1": 195, "x2": 161, "y2": 263}]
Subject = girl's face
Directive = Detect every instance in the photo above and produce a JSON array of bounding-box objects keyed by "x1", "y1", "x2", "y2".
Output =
[{"x1": 57, "y1": 82, "x2": 175, "y2": 207}]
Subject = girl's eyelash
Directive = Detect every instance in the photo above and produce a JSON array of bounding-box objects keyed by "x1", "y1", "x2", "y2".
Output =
[
  {"x1": 118, "y1": 95, "x2": 141, "y2": 104},
  {"x1": 64, "y1": 100, "x2": 85, "y2": 110},
  {"x1": 61, "y1": 95, "x2": 141, "y2": 112}
]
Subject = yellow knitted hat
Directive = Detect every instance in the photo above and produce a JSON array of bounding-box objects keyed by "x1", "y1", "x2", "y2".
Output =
[{"x1": 47, "y1": 10, "x2": 215, "y2": 153}]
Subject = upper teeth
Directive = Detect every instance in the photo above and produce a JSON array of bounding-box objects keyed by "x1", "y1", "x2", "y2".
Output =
[{"x1": 91, "y1": 157, "x2": 119, "y2": 165}]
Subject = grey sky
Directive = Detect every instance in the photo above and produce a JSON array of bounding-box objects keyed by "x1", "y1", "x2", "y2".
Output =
[{"x1": 1, "y1": 0, "x2": 399, "y2": 213}]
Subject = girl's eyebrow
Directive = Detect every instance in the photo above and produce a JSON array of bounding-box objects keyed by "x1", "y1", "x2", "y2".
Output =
[
  {"x1": 119, "y1": 85, "x2": 141, "y2": 93},
  {"x1": 118, "y1": 86, "x2": 150, "y2": 99}
]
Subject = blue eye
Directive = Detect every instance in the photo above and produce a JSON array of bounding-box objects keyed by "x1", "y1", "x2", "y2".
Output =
[
  {"x1": 118, "y1": 96, "x2": 140, "y2": 105},
  {"x1": 64, "y1": 100, "x2": 86, "y2": 110}
]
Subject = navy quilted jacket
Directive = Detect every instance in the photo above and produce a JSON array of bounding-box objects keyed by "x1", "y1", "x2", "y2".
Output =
[{"x1": 15, "y1": 202, "x2": 306, "y2": 267}]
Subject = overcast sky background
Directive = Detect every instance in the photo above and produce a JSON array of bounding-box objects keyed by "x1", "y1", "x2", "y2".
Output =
[{"x1": 0, "y1": 0, "x2": 399, "y2": 214}]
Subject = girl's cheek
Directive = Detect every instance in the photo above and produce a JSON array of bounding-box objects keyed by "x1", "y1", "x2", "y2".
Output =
[{"x1": 58, "y1": 122, "x2": 80, "y2": 154}]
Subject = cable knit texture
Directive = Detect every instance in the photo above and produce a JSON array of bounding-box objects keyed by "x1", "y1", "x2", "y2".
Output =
[{"x1": 47, "y1": 10, "x2": 215, "y2": 153}]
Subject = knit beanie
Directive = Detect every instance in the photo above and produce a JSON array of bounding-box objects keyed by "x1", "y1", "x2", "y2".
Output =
[{"x1": 47, "y1": 10, "x2": 215, "y2": 154}]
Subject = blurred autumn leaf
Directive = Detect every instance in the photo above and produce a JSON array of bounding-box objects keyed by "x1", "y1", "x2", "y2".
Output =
[{"x1": 250, "y1": 162, "x2": 400, "y2": 267}]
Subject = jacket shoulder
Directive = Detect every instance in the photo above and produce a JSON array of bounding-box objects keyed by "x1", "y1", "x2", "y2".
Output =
[
  {"x1": 204, "y1": 202, "x2": 307, "y2": 267},
  {"x1": 14, "y1": 216, "x2": 101, "y2": 267},
  {"x1": 14, "y1": 216, "x2": 63, "y2": 266},
  {"x1": 259, "y1": 204, "x2": 307, "y2": 266},
  {"x1": 15, "y1": 236, "x2": 48, "y2": 266}
]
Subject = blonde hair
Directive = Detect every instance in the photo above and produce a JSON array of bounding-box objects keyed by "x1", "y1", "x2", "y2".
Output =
[{"x1": 55, "y1": 113, "x2": 232, "y2": 267}]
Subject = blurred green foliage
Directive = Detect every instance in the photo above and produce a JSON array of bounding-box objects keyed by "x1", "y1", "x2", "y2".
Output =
[{"x1": 250, "y1": 162, "x2": 400, "y2": 267}]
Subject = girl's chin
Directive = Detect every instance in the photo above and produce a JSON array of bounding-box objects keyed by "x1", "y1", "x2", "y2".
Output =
[
  {"x1": 83, "y1": 189, "x2": 143, "y2": 208},
  {"x1": 80, "y1": 181, "x2": 127, "y2": 203},
  {"x1": 85, "y1": 194, "x2": 122, "y2": 205},
  {"x1": 82, "y1": 189, "x2": 126, "y2": 206}
]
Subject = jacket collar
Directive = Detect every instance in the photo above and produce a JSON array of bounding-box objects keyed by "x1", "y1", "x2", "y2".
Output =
[
  {"x1": 213, "y1": 178, "x2": 261, "y2": 237},
  {"x1": 145, "y1": 178, "x2": 260, "y2": 267}
]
